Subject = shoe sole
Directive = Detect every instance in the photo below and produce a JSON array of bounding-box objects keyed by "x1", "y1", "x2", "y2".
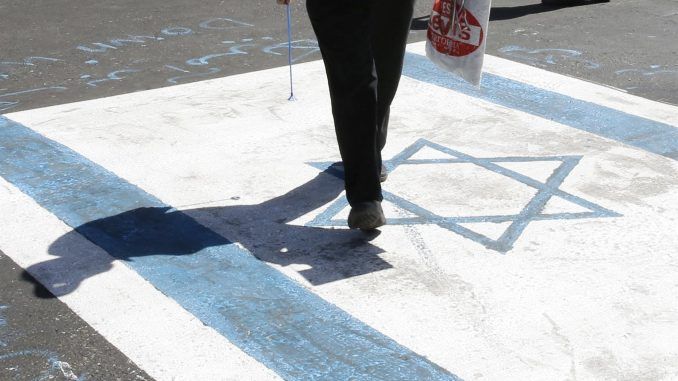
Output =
[
  {"x1": 348, "y1": 207, "x2": 386, "y2": 231},
  {"x1": 348, "y1": 214, "x2": 386, "y2": 231}
]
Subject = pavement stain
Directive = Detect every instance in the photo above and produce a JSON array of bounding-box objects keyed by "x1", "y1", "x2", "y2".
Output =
[
  {"x1": 583, "y1": 349, "x2": 675, "y2": 381},
  {"x1": 579, "y1": 153, "x2": 677, "y2": 206}
]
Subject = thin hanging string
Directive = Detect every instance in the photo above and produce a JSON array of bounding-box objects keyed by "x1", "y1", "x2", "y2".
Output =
[
  {"x1": 445, "y1": 0, "x2": 468, "y2": 57},
  {"x1": 451, "y1": 0, "x2": 466, "y2": 38},
  {"x1": 286, "y1": 3, "x2": 296, "y2": 101}
]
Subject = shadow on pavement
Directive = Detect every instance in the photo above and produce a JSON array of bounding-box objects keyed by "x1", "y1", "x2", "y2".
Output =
[
  {"x1": 490, "y1": 4, "x2": 562, "y2": 21},
  {"x1": 410, "y1": 1, "x2": 610, "y2": 28},
  {"x1": 22, "y1": 164, "x2": 390, "y2": 298}
]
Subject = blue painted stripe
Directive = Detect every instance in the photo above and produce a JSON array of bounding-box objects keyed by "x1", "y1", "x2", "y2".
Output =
[
  {"x1": 403, "y1": 52, "x2": 678, "y2": 160},
  {"x1": 0, "y1": 116, "x2": 462, "y2": 381}
]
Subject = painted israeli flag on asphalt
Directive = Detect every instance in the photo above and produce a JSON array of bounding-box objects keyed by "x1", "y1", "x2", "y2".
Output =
[{"x1": 1, "y1": 42, "x2": 677, "y2": 380}]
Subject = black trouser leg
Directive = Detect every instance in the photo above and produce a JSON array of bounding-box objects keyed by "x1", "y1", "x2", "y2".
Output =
[
  {"x1": 371, "y1": 0, "x2": 415, "y2": 151},
  {"x1": 307, "y1": 0, "x2": 414, "y2": 206}
]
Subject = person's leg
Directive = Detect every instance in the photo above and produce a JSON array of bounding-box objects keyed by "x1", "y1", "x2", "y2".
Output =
[
  {"x1": 306, "y1": 0, "x2": 382, "y2": 207},
  {"x1": 370, "y1": 0, "x2": 416, "y2": 152}
]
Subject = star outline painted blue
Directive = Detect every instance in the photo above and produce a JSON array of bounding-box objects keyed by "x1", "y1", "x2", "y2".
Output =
[{"x1": 307, "y1": 139, "x2": 621, "y2": 253}]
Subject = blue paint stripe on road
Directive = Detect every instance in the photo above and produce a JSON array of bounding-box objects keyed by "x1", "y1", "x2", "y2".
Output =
[
  {"x1": 403, "y1": 53, "x2": 678, "y2": 160},
  {"x1": 0, "y1": 116, "x2": 462, "y2": 381}
]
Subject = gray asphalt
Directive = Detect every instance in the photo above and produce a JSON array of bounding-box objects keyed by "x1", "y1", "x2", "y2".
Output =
[
  {"x1": 486, "y1": 0, "x2": 678, "y2": 105},
  {"x1": 0, "y1": 250, "x2": 152, "y2": 381},
  {"x1": 1, "y1": 0, "x2": 676, "y2": 379},
  {"x1": 1, "y1": 0, "x2": 675, "y2": 114}
]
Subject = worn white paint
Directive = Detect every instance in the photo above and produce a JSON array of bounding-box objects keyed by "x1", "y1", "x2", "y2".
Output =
[{"x1": 0, "y1": 178, "x2": 283, "y2": 381}]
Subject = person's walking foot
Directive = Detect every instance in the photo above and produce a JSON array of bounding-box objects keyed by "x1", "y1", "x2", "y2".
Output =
[{"x1": 348, "y1": 201, "x2": 386, "y2": 230}]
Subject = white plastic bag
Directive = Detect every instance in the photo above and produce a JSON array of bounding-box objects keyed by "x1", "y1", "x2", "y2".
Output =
[{"x1": 425, "y1": 0, "x2": 492, "y2": 86}]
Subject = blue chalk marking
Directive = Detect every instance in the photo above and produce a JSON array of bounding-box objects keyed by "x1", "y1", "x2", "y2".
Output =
[
  {"x1": 0, "y1": 57, "x2": 63, "y2": 67},
  {"x1": 403, "y1": 53, "x2": 678, "y2": 160},
  {"x1": 0, "y1": 305, "x2": 6, "y2": 348},
  {"x1": 308, "y1": 139, "x2": 620, "y2": 253},
  {"x1": 262, "y1": 39, "x2": 320, "y2": 63},
  {"x1": 86, "y1": 70, "x2": 140, "y2": 87},
  {"x1": 109, "y1": 35, "x2": 160, "y2": 47},
  {"x1": 0, "y1": 87, "x2": 68, "y2": 112},
  {"x1": 166, "y1": 67, "x2": 221, "y2": 85},
  {"x1": 186, "y1": 45, "x2": 254, "y2": 66},
  {"x1": 198, "y1": 17, "x2": 254, "y2": 30},
  {"x1": 0, "y1": 306, "x2": 85, "y2": 379},
  {"x1": 498, "y1": 46, "x2": 600, "y2": 69},
  {"x1": 76, "y1": 43, "x2": 118, "y2": 53},
  {"x1": 0, "y1": 116, "x2": 462, "y2": 381},
  {"x1": 0, "y1": 349, "x2": 86, "y2": 380},
  {"x1": 615, "y1": 67, "x2": 678, "y2": 77},
  {"x1": 164, "y1": 65, "x2": 189, "y2": 73},
  {"x1": 0, "y1": 87, "x2": 67, "y2": 98},
  {"x1": 161, "y1": 27, "x2": 193, "y2": 36}
]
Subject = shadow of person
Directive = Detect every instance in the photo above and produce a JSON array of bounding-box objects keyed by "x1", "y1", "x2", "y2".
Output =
[
  {"x1": 410, "y1": 1, "x2": 609, "y2": 27},
  {"x1": 490, "y1": 4, "x2": 559, "y2": 21},
  {"x1": 411, "y1": 5, "x2": 561, "y2": 30},
  {"x1": 490, "y1": 1, "x2": 609, "y2": 21},
  {"x1": 410, "y1": 15, "x2": 430, "y2": 31},
  {"x1": 22, "y1": 164, "x2": 391, "y2": 298}
]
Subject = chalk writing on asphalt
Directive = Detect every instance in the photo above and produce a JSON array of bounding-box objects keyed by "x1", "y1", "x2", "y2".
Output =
[
  {"x1": 0, "y1": 17, "x2": 320, "y2": 112},
  {"x1": 498, "y1": 45, "x2": 601, "y2": 69},
  {"x1": 615, "y1": 65, "x2": 678, "y2": 77},
  {"x1": 0, "y1": 305, "x2": 86, "y2": 380}
]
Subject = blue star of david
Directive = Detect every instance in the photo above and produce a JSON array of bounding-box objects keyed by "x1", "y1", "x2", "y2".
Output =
[{"x1": 307, "y1": 139, "x2": 621, "y2": 253}]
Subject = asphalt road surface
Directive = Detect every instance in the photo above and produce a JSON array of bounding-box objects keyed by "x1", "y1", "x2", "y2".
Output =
[
  {"x1": 1, "y1": 0, "x2": 676, "y2": 114},
  {"x1": 1, "y1": 250, "x2": 152, "y2": 380}
]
